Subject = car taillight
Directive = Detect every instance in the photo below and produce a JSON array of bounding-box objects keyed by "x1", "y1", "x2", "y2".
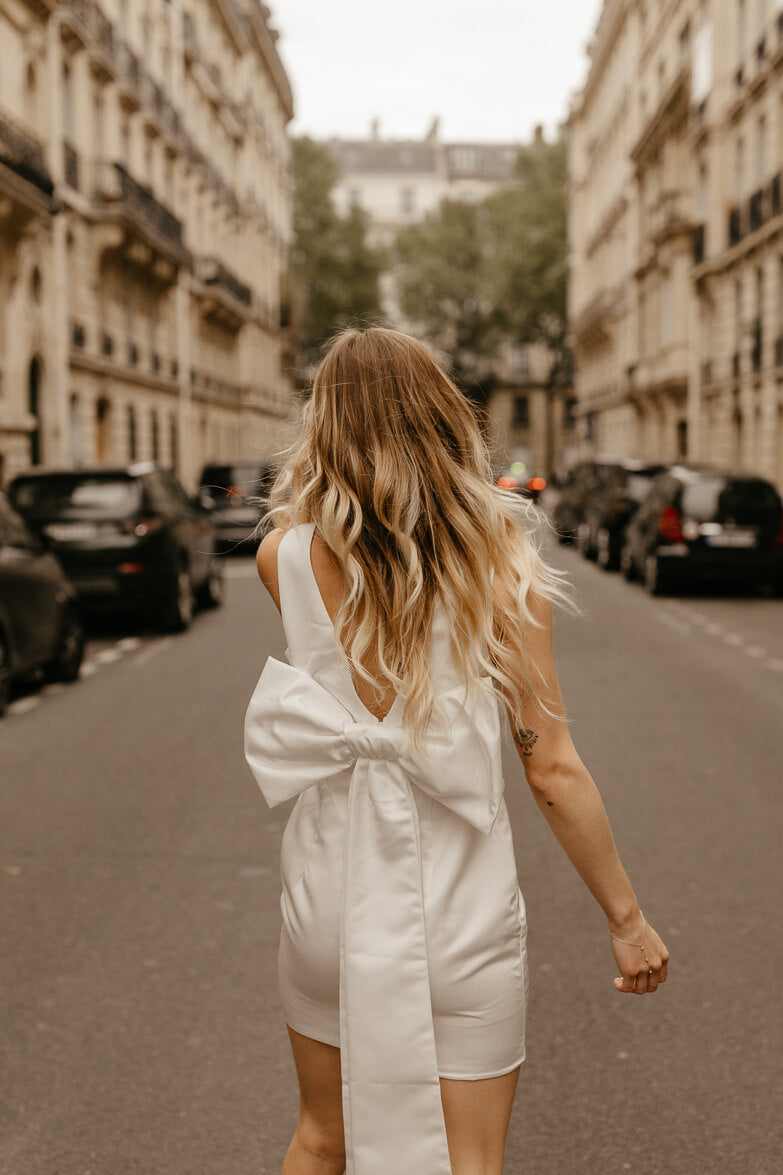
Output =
[
  {"x1": 657, "y1": 505, "x2": 684, "y2": 543},
  {"x1": 527, "y1": 477, "x2": 547, "y2": 493}
]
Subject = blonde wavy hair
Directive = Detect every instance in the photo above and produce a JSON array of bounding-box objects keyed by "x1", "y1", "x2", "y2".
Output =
[{"x1": 262, "y1": 326, "x2": 570, "y2": 748}]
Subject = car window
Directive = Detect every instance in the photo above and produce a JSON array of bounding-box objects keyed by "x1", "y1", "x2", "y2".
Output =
[
  {"x1": 200, "y1": 463, "x2": 264, "y2": 498},
  {"x1": 0, "y1": 495, "x2": 36, "y2": 548},
  {"x1": 681, "y1": 478, "x2": 782, "y2": 523},
  {"x1": 10, "y1": 476, "x2": 141, "y2": 517},
  {"x1": 161, "y1": 470, "x2": 191, "y2": 507},
  {"x1": 626, "y1": 472, "x2": 660, "y2": 503},
  {"x1": 143, "y1": 471, "x2": 176, "y2": 512}
]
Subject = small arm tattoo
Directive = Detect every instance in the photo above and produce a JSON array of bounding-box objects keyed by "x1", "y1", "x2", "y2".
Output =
[{"x1": 514, "y1": 727, "x2": 539, "y2": 756}]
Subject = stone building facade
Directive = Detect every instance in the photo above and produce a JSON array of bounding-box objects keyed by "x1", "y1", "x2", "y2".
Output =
[
  {"x1": 569, "y1": 0, "x2": 783, "y2": 491},
  {"x1": 0, "y1": 0, "x2": 293, "y2": 490}
]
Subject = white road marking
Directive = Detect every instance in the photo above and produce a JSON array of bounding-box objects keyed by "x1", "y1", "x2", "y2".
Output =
[
  {"x1": 116, "y1": 636, "x2": 142, "y2": 652},
  {"x1": 722, "y1": 632, "x2": 746, "y2": 647},
  {"x1": 40, "y1": 683, "x2": 66, "y2": 697},
  {"x1": 767, "y1": 658, "x2": 783, "y2": 672},
  {"x1": 7, "y1": 697, "x2": 40, "y2": 716},
  {"x1": 80, "y1": 661, "x2": 99, "y2": 677},
  {"x1": 133, "y1": 637, "x2": 174, "y2": 667},
  {"x1": 703, "y1": 622, "x2": 725, "y2": 636},
  {"x1": 94, "y1": 647, "x2": 122, "y2": 664},
  {"x1": 745, "y1": 645, "x2": 766, "y2": 658}
]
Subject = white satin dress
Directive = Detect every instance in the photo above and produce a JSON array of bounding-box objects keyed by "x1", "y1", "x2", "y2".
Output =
[{"x1": 244, "y1": 523, "x2": 528, "y2": 1175}]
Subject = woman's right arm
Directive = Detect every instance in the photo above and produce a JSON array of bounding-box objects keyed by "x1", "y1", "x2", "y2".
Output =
[{"x1": 500, "y1": 589, "x2": 669, "y2": 994}]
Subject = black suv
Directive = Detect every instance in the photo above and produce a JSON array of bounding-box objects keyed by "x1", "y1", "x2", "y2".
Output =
[
  {"x1": 576, "y1": 459, "x2": 668, "y2": 570},
  {"x1": 0, "y1": 493, "x2": 84, "y2": 715},
  {"x1": 197, "y1": 459, "x2": 277, "y2": 553},
  {"x1": 8, "y1": 463, "x2": 223, "y2": 630},
  {"x1": 621, "y1": 466, "x2": 783, "y2": 595}
]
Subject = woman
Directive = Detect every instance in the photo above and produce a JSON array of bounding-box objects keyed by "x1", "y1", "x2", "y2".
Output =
[{"x1": 244, "y1": 327, "x2": 669, "y2": 1175}]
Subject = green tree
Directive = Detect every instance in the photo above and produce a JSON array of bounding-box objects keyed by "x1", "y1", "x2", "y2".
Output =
[
  {"x1": 394, "y1": 198, "x2": 499, "y2": 392},
  {"x1": 484, "y1": 131, "x2": 571, "y2": 383},
  {"x1": 290, "y1": 137, "x2": 383, "y2": 360}
]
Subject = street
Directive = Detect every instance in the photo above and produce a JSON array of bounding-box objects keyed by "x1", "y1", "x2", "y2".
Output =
[{"x1": 2, "y1": 549, "x2": 782, "y2": 1175}]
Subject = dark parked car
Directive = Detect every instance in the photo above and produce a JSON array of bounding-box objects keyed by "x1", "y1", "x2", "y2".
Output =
[
  {"x1": 621, "y1": 466, "x2": 783, "y2": 595},
  {"x1": 496, "y1": 467, "x2": 548, "y2": 502},
  {"x1": 0, "y1": 492, "x2": 84, "y2": 715},
  {"x1": 8, "y1": 463, "x2": 223, "y2": 631},
  {"x1": 197, "y1": 459, "x2": 277, "y2": 552},
  {"x1": 550, "y1": 458, "x2": 628, "y2": 543},
  {"x1": 576, "y1": 459, "x2": 668, "y2": 569}
]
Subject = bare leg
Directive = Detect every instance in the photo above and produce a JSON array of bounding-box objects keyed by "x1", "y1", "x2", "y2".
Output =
[
  {"x1": 441, "y1": 1068, "x2": 521, "y2": 1175},
  {"x1": 281, "y1": 1026, "x2": 346, "y2": 1175}
]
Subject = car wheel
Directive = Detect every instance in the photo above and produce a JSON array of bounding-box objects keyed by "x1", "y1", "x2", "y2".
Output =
[
  {"x1": 162, "y1": 562, "x2": 193, "y2": 632},
  {"x1": 45, "y1": 607, "x2": 85, "y2": 683},
  {"x1": 196, "y1": 555, "x2": 224, "y2": 609},
  {"x1": 0, "y1": 632, "x2": 10, "y2": 717},
  {"x1": 644, "y1": 554, "x2": 672, "y2": 596}
]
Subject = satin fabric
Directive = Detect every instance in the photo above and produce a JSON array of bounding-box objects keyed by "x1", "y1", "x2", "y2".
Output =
[{"x1": 245, "y1": 657, "x2": 506, "y2": 1174}]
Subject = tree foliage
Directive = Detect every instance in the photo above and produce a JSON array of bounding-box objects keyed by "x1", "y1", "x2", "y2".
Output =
[
  {"x1": 484, "y1": 131, "x2": 570, "y2": 384},
  {"x1": 395, "y1": 199, "x2": 499, "y2": 388},
  {"x1": 290, "y1": 137, "x2": 383, "y2": 359},
  {"x1": 393, "y1": 131, "x2": 570, "y2": 391}
]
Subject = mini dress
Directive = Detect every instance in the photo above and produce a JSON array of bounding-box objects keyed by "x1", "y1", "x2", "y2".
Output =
[{"x1": 244, "y1": 523, "x2": 528, "y2": 1174}]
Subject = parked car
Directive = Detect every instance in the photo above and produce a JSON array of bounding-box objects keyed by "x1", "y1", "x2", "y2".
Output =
[
  {"x1": 197, "y1": 458, "x2": 277, "y2": 552},
  {"x1": 0, "y1": 492, "x2": 84, "y2": 715},
  {"x1": 549, "y1": 458, "x2": 627, "y2": 543},
  {"x1": 576, "y1": 459, "x2": 668, "y2": 569},
  {"x1": 621, "y1": 465, "x2": 783, "y2": 595},
  {"x1": 8, "y1": 463, "x2": 223, "y2": 631},
  {"x1": 496, "y1": 467, "x2": 548, "y2": 502}
]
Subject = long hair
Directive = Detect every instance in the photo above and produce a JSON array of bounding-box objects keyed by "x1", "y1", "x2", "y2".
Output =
[{"x1": 262, "y1": 326, "x2": 570, "y2": 748}]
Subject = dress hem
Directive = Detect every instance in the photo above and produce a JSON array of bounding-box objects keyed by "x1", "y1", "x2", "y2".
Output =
[{"x1": 284, "y1": 1021, "x2": 526, "y2": 1081}]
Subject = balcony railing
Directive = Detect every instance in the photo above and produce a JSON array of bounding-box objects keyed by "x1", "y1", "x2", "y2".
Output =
[
  {"x1": 93, "y1": 161, "x2": 185, "y2": 254},
  {"x1": 0, "y1": 108, "x2": 53, "y2": 195},
  {"x1": 198, "y1": 256, "x2": 252, "y2": 306},
  {"x1": 64, "y1": 141, "x2": 80, "y2": 190}
]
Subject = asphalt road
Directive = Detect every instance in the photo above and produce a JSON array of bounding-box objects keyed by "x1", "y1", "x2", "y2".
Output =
[{"x1": 1, "y1": 548, "x2": 781, "y2": 1174}]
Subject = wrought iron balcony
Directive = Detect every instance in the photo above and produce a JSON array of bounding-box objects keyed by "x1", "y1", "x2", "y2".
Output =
[
  {"x1": 0, "y1": 108, "x2": 53, "y2": 196},
  {"x1": 197, "y1": 256, "x2": 252, "y2": 306},
  {"x1": 93, "y1": 161, "x2": 187, "y2": 261}
]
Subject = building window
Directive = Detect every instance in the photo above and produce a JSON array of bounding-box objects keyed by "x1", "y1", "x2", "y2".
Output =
[
  {"x1": 512, "y1": 395, "x2": 530, "y2": 429},
  {"x1": 128, "y1": 405, "x2": 137, "y2": 460},
  {"x1": 756, "y1": 115, "x2": 767, "y2": 186},
  {"x1": 400, "y1": 187, "x2": 415, "y2": 214},
  {"x1": 169, "y1": 412, "x2": 178, "y2": 470},
  {"x1": 737, "y1": 0, "x2": 746, "y2": 64},
  {"x1": 151, "y1": 410, "x2": 160, "y2": 461},
  {"x1": 735, "y1": 135, "x2": 745, "y2": 202}
]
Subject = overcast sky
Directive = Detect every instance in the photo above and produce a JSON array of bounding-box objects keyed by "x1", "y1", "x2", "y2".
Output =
[{"x1": 273, "y1": 0, "x2": 604, "y2": 144}]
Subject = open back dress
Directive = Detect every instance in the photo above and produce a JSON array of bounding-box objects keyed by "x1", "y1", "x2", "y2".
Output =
[{"x1": 244, "y1": 523, "x2": 528, "y2": 1175}]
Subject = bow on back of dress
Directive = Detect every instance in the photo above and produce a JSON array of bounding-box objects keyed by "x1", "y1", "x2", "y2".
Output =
[{"x1": 245, "y1": 655, "x2": 506, "y2": 1175}]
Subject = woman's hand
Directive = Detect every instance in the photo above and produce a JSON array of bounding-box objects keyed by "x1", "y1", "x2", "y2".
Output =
[{"x1": 610, "y1": 914, "x2": 670, "y2": 994}]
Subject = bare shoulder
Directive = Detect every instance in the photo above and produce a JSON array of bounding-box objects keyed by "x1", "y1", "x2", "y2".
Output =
[{"x1": 256, "y1": 527, "x2": 286, "y2": 611}]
